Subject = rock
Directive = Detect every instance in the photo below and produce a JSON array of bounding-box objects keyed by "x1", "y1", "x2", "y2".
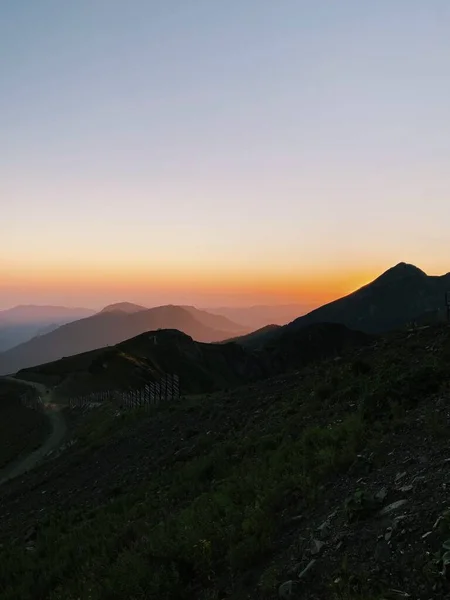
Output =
[
  {"x1": 317, "y1": 521, "x2": 331, "y2": 539},
  {"x1": 290, "y1": 514, "x2": 303, "y2": 522},
  {"x1": 399, "y1": 485, "x2": 413, "y2": 493},
  {"x1": 382, "y1": 590, "x2": 411, "y2": 599},
  {"x1": 24, "y1": 527, "x2": 36, "y2": 542},
  {"x1": 310, "y1": 539, "x2": 325, "y2": 556},
  {"x1": 379, "y1": 500, "x2": 408, "y2": 516},
  {"x1": 393, "y1": 515, "x2": 407, "y2": 527},
  {"x1": 298, "y1": 559, "x2": 316, "y2": 580},
  {"x1": 395, "y1": 472, "x2": 407, "y2": 482},
  {"x1": 412, "y1": 475, "x2": 426, "y2": 485},
  {"x1": 375, "y1": 487, "x2": 388, "y2": 502},
  {"x1": 279, "y1": 580, "x2": 295, "y2": 599},
  {"x1": 316, "y1": 510, "x2": 337, "y2": 539},
  {"x1": 279, "y1": 580, "x2": 296, "y2": 599}
]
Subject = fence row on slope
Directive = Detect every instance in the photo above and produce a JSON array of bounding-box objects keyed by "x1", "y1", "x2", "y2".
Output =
[
  {"x1": 19, "y1": 391, "x2": 43, "y2": 411},
  {"x1": 68, "y1": 373, "x2": 180, "y2": 411}
]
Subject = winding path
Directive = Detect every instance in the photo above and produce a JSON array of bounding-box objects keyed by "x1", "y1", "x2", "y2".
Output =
[{"x1": 0, "y1": 377, "x2": 66, "y2": 486}]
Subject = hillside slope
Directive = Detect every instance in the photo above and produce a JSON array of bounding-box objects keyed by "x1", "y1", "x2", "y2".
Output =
[
  {"x1": 17, "y1": 330, "x2": 266, "y2": 395},
  {"x1": 222, "y1": 324, "x2": 282, "y2": 348},
  {"x1": 0, "y1": 305, "x2": 245, "y2": 375},
  {"x1": 0, "y1": 379, "x2": 51, "y2": 471},
  {"x1": 1, "y1": 325, "x2": 450, "y2": 598},
  {"x1": 285, "y1": 262, "x2": 450, "y2": 334},
  {"x1": 16, "y1": 323, "x2": 370, "y2": 396}
]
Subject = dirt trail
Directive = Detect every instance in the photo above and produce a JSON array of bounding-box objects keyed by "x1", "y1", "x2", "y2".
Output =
[{"x1": 0, "y1": 377, "x2": 67, "y2": 486}]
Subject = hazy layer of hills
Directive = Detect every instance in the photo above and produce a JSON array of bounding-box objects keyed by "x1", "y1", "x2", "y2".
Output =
[
  {"x1": 205, "y1": 303, "x2": 316, "y2": 329},
  {"x1": 0, "y1": 305, "x2": 94, "y2": 352},
  {"x1": 0, "y1": 304, "x2": 246, "y2": 376}
]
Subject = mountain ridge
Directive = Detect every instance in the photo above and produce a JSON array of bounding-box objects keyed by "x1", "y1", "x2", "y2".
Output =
[
  {"x1": 0, "y1": 305, "x2": 248, "y2": 375},
  {"x1": 270, "y1": 262, "x2": 450, "y2": 338},
  {"x1": 15, "y1": 322, "x2": 370, "y2": 395},
  {"x1": 98, "y1": 302, "x2": 148, "y2": 314}
]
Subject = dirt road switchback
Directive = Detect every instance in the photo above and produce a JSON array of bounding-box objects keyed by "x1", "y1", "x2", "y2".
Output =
[{"x1": 0, "y1": 378, "x2": 67, "y2": 486}]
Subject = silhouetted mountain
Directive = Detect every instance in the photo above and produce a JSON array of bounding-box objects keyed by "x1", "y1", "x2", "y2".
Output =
[
  {"x1": 0, "y1": 305, "x2": 94, "y2": 352},
  {"x1": 99, "y1": 302, "x2": 147, "y2": 314},
  {"x1": 17, "y1": 322, "x2": 370, "y2": 395},
  {"x1": 17, "y1": 329, "x2": 266, "y2": 395},
  {"x1": 258, "y1": 322, "x2": 371, "y2": 373},
  {"x1": 0, "y1": 306, "x2": 245, "y2": 375},
  {"x1": 279, "y1": 263, "x2": 450, "y2": 335}
]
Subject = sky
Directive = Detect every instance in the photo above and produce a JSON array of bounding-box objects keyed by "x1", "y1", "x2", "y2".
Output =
[{"x1": 1, "y1": 1, "x2": 450, "y2": 309}]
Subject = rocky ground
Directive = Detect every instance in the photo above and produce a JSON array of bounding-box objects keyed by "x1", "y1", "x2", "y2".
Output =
[
  {"x1": 273, "y1": 390, "x2": 450, "y2": 600},
  {"x1": 0, "y1": 325, "x2": 450, "y2": 599}
]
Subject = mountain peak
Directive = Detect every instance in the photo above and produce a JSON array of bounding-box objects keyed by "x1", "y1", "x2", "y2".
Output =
[
  {"x1": 375, "y1": 262, "x2": 427, "y2": 283},
  {"x1": 99, "y1": 302, "x2": 147, "y2": 314}
]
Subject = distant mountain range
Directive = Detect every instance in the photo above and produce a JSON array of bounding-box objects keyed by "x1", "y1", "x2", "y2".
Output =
[
  {"x1": 0, "y1": 304, "x2": 247, "y2": 375},
  {"x1": 0, "y1": 305, "x2": 95, "y2": 352},
  {"x1": 2, "y1": 262, "x2": 448, "y2": 376}
]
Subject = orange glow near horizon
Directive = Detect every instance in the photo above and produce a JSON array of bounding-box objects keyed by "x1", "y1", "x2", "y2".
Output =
[
  {"x1": 3, "y1": 3, "x2": 450, "y2": 312},
  {"x1": 0, "y1": 260, "x2": 382, "y2": 310}
]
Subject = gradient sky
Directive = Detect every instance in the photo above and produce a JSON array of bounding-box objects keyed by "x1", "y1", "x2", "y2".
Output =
[{"x1": 1, "y1": 1, "x2": 450, "y2": 309}]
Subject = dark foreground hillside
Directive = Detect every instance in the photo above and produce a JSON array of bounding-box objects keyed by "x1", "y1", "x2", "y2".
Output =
[
  {"x1": 1, "y1": 325, "x2": 450, "y2": 599},
  {"x1": 0, "y1": 380, "x2": 50, "y2": 473},
  {"x1": 16, "y1": 324, "x2": 370, "y2": 397}
]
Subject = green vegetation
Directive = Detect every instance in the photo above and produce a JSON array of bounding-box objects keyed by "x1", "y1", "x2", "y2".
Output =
[
  {"x1": 0, "y1": 411, "x2": 366, "y2": 599},
  {"x1": 0, "y1": 325, "x2": 449, "y2": 599}
]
